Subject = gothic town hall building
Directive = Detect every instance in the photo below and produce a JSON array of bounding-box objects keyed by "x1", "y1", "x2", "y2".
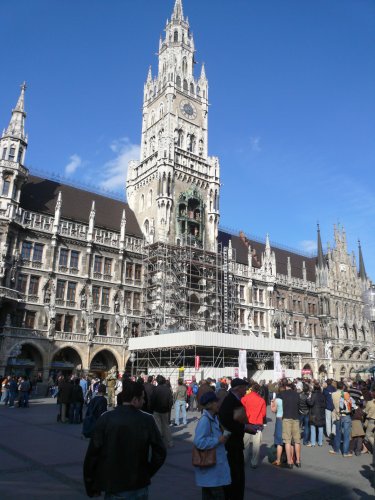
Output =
[{"x1": 0, "y1": 0, "x2": 373, "y2": 385}]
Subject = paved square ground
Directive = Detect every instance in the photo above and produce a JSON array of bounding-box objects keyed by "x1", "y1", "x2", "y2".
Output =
[{"x1": 0, "y1": 398, "x2": 374, "y2": 499}]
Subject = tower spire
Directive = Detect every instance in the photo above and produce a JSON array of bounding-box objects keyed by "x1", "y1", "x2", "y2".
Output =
[
  {"x1": 317, "y1": 223, "x2": 325, "y2": 268},
  {"x1": 358, "y1": 240, "x2": 367, "y2": 281},
  {"x1": 3, "y1": 82, "x2": 27, "y2": 142},
  {"x1": 172, "y1": 0, "x2": 184, "y2": 21}
]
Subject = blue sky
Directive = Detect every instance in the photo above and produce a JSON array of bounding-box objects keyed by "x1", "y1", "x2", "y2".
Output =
[{"x1": 1, "y1": 0, "x2": 374, "y2": 277}]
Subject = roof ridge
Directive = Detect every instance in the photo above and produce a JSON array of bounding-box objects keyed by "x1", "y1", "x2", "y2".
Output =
[{"x1": 29, "y1": 168, "x2": 125, "y2": 202}]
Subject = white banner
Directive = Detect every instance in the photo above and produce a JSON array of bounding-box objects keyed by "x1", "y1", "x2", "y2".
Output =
[
  {"x1": 274, "y1": 351, "x2": 282, "y2": 381},
  {"x1": 238, "y1": 350, "x2": 247, "y2": 379}
]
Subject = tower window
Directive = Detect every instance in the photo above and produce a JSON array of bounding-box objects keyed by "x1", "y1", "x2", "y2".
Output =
[
  {"x1": 183, "y1": 79, "x2": 188, "y2": 91},
  {"x1": 182, "y1": 57, "x2": 187, "y2": 75},
  {"x1": 1, "y1": 148, "x2": 7, "y2": 160},
  {"x1": 190, "y1": 83, "x2": 195, "y2": 95},
  {"x1": 8, "y1": 146, "x2": 16, "y2": 161},
  {"x1": 174, "y1": 30, "x2": 178, "y2": 42},
  {"x1": 176, "y1": 76, "x2": 181, "y2": 89},
  {"x1": 2, "y1": 177, "x2": 11, "y2": 196},
  {"x1": 17, "y1": 147, "x2": 23, "y2": 163}
]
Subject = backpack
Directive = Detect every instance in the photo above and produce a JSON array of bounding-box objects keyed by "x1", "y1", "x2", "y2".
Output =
[
  {"x1": 192, "y1": 384, "x2": 199, "y2": 395},
  {"x1": 339, "y1": 391, "x2": 354, "y2": 415}
]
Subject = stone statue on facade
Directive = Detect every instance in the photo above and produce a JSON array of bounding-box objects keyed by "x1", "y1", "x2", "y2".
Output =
[
  {"x1": 325, "y1": 340, "x2": 333, "y2": 360},
  {"x1": 313, "y1": 344, "x2": 319, "y2": 359}
]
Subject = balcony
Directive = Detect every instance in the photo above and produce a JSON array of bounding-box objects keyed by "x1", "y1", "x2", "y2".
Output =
[
  {"x1": 0, "y1": 286, "x2": 26, "y2": 302},
  {"x1": 27, "y1": 295, "x2": 39, "y2": 303},
  {"x1": 55, "y1": 299, "x2": 65, "y2": 306},
  {"x1": 69, "y1": 267, "x2": 79, "y2": 275},
  {"x1": 31, "y1": 260, "x2": 42, "y2": 269},
  {"x1": 54, "y1": 332, "x2": 87, "y2": 343},
  {"x1": 58, "y1": 265, "x2": 68, "y2": 273},
  {"x1": 101, "y1": 305, "x2": 110, "y2": 312},
  {"x1": 0, "y1": 326, "x2": 48, "y2": 339},
  {"x1": 66, "y1": 300, "x2": 76, "y2": 308},
  {"x1": 93, "y1": 335, "x2": 124, "y2": 345},
  {"x1": 93, "y1": 272, "x2": 102, "y2": 280}
]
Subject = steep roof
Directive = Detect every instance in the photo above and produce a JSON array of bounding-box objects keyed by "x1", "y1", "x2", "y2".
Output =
[
  {"x1": 20, "y1": 175, "x2": 143, "y2": 238},
  {"x1": 219, "y1": 230, "x2": 316, "y2": 283}
]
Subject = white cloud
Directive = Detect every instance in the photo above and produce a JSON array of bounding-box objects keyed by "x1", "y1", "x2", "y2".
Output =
[
  {"x1": 250, "y1": 136, "x2": 261, "y2": 152},
  {"x1": 100, "y1": 137, "x2": 140, "y2": 191},
  {"x1": 65, "y1": 154, "x2": 82, "y2": 175},
  {"x1": 300, "y1": 240, "x2": 317, "y2": 253}
]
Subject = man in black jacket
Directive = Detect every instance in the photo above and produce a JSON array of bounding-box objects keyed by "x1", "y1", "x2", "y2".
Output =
[
  {"x1": 151, "y1": 375, "x2": 174, "y2": 448},
  {"x1": 219, "y1": 378, "x2": 255, "y2": 500},
  {"x1": 83, "y1": 380, "x2": 166, "y2": 498}
]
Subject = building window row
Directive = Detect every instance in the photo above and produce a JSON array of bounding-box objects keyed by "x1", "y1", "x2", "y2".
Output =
[
  {"x1": 21, "y1": 241, "x2": 44, "y2": 264},
  {"x1": 125, "y1": 263, "x2": 142, "y2": 281},
  {"x1": 12, "y1": 309, "x2": 36, "y2": 329},
  {"x1": 59, "y1": 248, "x2": 80, "y2": 272},
  {"x1": 93, "y1": 255, "x2": 112, "y2": 278},
  {"x1": 56, "y1": 280, "x2": 77, "y2": 306},
  {"x1": 17, "y1": 274, "x2": 40, "y2": 299}
]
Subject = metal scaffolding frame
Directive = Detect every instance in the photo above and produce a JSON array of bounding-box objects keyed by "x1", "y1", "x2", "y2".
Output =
[{"x1": 142, "y1": 241, "x2": 238, "y2": 336}]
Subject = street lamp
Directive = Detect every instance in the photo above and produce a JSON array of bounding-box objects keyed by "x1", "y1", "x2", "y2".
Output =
[{"x1": 129, "y1": 352, "x2": 136, "y2": 378}]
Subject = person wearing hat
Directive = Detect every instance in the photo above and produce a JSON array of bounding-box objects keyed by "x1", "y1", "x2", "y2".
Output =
[
  {"x1": 219, "y1": 378, "x2": 255, "y2": 500},
  {"x1": 194, "y1": 391, "x2": 231, "y2": 499}
]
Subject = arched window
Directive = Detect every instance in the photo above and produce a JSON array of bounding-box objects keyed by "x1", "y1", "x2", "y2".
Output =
[
  {"x1": 174, "y1": 30, "x2": 178, "y2": 42},
  {"x1": 159, "y1": 102, "x2": 164, "y2": 119},
  {"x1": 176, "y1": 76, "x2": 181, "y2": 89},
  {"x1": 150, "y1": 110, "x2": 155, "y2": 126},
  {"x1": 199, "y1": 139, "x2": 204, "y2": 156},
  {"x1": 196, "y1": 86, "x2": 200, "y2": 96},
  {"x1": 8, "y1": 145, "x2": 16, "y2": 161},
  {"x1": 182, "y1": 57, "x2": 187, "y2": 75},
  {"x1": 144, "y1": 219, "x2": 149, "y2": 235},
  {"x1": 148, "y1": 189, "x2": 153, "y2": 207},
  {"x1": 183, "y1": 79, "x2": 188, "y2": 91},
  {"x1": 190, "y1": 82, "x2": 195, "y2": 95},
  {"x1": 1, "y1": 148, "x2": 7, "y2": 160},
  {"x1": 140, "y1": 194, "x2": 145, "y2": 211},
  {"x1": 176, "y1": 129, "x2": 183, "y2": 148},
  {"x1": 187, "y1": 134, "x2": 196, "y2": 153}
]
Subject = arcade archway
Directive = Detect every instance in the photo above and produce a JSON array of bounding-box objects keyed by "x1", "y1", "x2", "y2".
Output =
[
  {"x1": 51, "y1": 347, "x2": 83, "y2": 376},
  {"x1": 6, "y1": 343, "x2": 44, "y2": 380},
  {"x1": 90, "y1": 349, "x2": 118, "y2": 379}
]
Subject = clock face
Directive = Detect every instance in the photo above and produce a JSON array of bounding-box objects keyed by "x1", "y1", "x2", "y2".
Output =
[{"x1": 180, "y1": 100, "x2": 197, "y2": 120}]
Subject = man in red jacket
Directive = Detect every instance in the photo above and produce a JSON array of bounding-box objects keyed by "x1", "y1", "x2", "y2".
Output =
[{"x1": 241, "y1": 383, "x2": 266, "y2": 468}]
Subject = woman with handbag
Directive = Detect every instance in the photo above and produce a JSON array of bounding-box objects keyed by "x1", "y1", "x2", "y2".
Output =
[{"x1": 193, "y1": 391, "x2": 231, "y2": 500}]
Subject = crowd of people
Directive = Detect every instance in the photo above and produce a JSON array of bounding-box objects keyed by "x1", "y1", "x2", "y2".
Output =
[
  {"x1": 2, "y1": 371, "x2": 374, "y2": 499},
  {"x1": 0, "y1": 374, "x2": 33, "y2": 408}
]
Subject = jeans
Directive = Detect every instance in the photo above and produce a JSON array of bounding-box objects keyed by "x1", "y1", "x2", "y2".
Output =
[
  {"x1": 299, "y1": 414, "x2": 310, "y2": 444},
  {"x1": 1, "y1": 389, "x2": 9, "y2": 404},
  {"x1": 104, "y1": 487, "x2": 148, "y2": 500},
  {"x1": 325, "y1": 409, "x2": 335, "y2": 436},
  {"x1": 310, "y1": 425, "x2": 323, "y2": 446},
  {"x1": 333, "y1": 415, "x2": 352, "y2": 454},
  {"x1": 174, "y1": 400, "x2": 187, "y2": 425},
  {"x1": 69, "y1": 402, "x2": 82, "y2": 423},
  {"x1": 8, "y1": 391, "x2": 17, "y2": 407},
  {"x1": 19, "y1": 391, "x2": 29, "y2": 407}
]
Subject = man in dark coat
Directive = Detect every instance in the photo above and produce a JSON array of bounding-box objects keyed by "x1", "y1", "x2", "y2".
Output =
[
  {"x1": 58, "y1": 377, "x2": 73, "y2": 423},
  {"x1": 151, "y1": 375, "x2": 174, "y2": 448},
  {"x1": 143, "y1": 375, "x2": 155, "y2": 414},
  {"x1": 84, "y1": 380, "x2": 166, "y2": 498},
  {"x1": 219, "y1": 378, "x2": 255, "y2": 500}
]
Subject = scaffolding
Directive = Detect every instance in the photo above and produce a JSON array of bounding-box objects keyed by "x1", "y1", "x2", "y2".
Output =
[{"x1": 142, "y1": 241, "x2": 238, "y2": 336}]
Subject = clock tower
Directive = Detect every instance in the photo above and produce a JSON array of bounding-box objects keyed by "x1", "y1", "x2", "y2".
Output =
[{"x1": 126, "y1": 0, "x2": 220, "y2": 252}]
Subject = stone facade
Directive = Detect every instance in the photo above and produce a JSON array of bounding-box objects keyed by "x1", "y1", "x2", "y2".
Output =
[{"x1": 0, "y1": 0, "x2": 373, "y2": 381}]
